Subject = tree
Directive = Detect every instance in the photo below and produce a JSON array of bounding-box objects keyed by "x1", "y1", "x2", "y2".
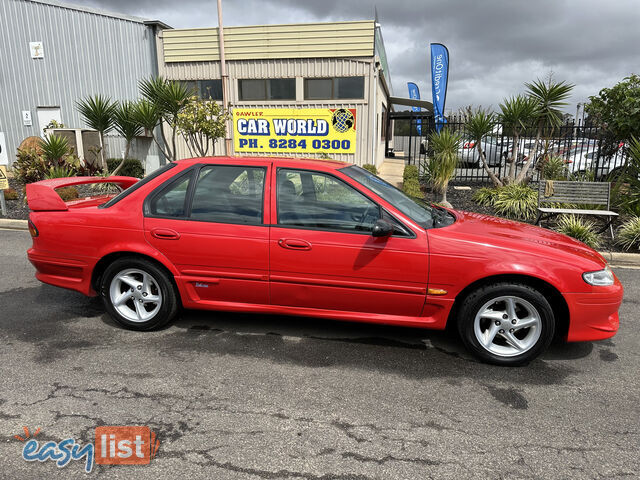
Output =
[
  {"x1": 466, "y1": 108, "x2": 502, "y2": 187},
  {"x1": 139, "y1": 76, "x2": 192, "y2": 162},
  {"x1": 515, "y1": 78, "x2": 574, "y2": 184},
  {"x1": 499, "y1": 95, "x2": 538, "y2": 184},
  {"x1": 111, "y1": 101, "x2": 143, "y2": 175},
  {"x1": 429, "y1": 128, "x2": 461, "y2": 207},
  {"x1": 76, "y1": 95, "x2": 117, "y2": 168},
  {"x1": 585, "y1": 74, "x2": 640, "y2": 155},
  {"x1": 176, "y1": 96, "x2": 228, "y2": 157}
]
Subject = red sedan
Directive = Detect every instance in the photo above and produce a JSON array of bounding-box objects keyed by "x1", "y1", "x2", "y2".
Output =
[{"x1": 26, "y1": 157, "x2": 623, "y2": 365}]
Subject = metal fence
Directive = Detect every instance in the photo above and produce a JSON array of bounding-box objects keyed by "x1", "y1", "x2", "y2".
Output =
[{"x1": 389, "y1": 112, "x2": 629, "y2": 184}]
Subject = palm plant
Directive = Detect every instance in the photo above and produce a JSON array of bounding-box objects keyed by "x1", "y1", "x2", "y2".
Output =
[
  {"x1": 499, "y1": 95, "x2": 538, "y2": 183},
  {"x1": 429, "y1": 128, "x2": 462, "y2": 207},
  {"x1": 111, "y1": 101, "x2": 143, "y2": 175},
  {"x1": 76, "y1": 95, "x2": 117, "y2": 168},
  {"x1": 133, "y1": 99, "x2": 168, "y2": 159},
  {"x1": 40, "y1": 134, "x2": 70, "y2": 167},
  {"x1": 139, "y1": 76, "x2": 192, "y2": 162},
  {"x1": 466, "y1": 108, "x2": 501, "y2": 187},
  {"x1": 515, "y1": 78, "x2": 574, "y2": 184}
]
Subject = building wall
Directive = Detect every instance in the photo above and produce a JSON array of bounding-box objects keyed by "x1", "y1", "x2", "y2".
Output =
[
  {"x1": 162, "y1": 21, "x2": 375, "y2": 62},
  {"x1": 160, "y1": 54, "x2": 380, "y2": 165},
  {"x1": 0, "y1": 0, "x2": 161, "y2": 166}
]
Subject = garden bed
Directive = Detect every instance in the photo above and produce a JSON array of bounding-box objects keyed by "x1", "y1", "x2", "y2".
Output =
[
  {"x1": 436, "y1": 181, "x2": 630, "y2": 253},
  {"x1": 1, "y1": 177, "x2": 634, "y2": 253}
]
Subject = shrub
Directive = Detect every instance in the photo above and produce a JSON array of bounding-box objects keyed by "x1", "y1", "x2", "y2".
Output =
[
  {"x1": 617, "y1": 216, "x2": 640, "y2": 251},
  {"x1": 362, "y1": 163, "x2": 378, "y2": 175},
  {"x1": 13, "y1": 148, "x2": 48, "y2": 183},
  {"x1": 555, "y1": 214, "x2": 601, "y2": 248},
  {"x1": 402, "y1": 165, "x2": 422, "y2": 198},
  {"x1": 472, "y1": 187, "x2": 498, "y2": 206},
  {"x1": 107, "y1": 158, "x2": 144, "y2": 178},
  {"x1": 45, "y1": 165, "x2": 76, "y2": 179},
  {"x1": 613, "y1": 137, "x2": 640, "y2": 216},
  {"x1": 41, "y1": 134, "x2": 70, "y2": 166},
  {"x1": 403, "y1": 164, "x2": 419, "y2": 183},
  {"x1": 541, "y1": 156, "x2": 568, "y2": 180},
  {"x1": 569, "y1": 169, "x2": 596, "y2": 182},
  {"x1": 57, "y1": 187, "x2": 79, "y2": 202},
  {"x1": 3, "y1": 188, "x2": 18, "y2": 200},
  {"x1": 492, "y1": 184, "x2": 537, "y2": 220}
]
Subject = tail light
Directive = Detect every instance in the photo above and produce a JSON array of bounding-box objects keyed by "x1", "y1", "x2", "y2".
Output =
[
  {"x1": 463, "y1": 141, "x2": 476, "y2": 149},
  {"x1": 28, "y1": 219, "x2": 39, "y2": 238}
]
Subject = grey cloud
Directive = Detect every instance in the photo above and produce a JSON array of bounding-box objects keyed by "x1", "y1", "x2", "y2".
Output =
[{"x1": 74, "y1": 0, "x2": 640, "y2": 113}]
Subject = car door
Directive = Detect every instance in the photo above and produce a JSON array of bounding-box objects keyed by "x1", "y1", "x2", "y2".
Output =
[
  {"x1": 269, "y1": 167, "x2": 428, "y2": 317},
  {"x1": 144, "y1": 162, "x2": 270, "y2": 307}
]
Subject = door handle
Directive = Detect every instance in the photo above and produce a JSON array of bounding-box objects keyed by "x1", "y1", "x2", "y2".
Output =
[
  {"x1": 278, "y1": 238, "x2": 312, "y2": 251},
  {"x1": 151, "y1": 228, "x2": 180, "y2": 240}
]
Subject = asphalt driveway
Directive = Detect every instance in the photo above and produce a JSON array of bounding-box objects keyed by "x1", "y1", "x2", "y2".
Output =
[{"x1": 0, "y1": 228, "x2": 638, "y2": 479}]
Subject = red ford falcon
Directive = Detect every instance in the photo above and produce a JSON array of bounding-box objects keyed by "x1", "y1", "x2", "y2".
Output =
[{"x1": 26, "y1": 157, "x2": 623, "y2": 365}]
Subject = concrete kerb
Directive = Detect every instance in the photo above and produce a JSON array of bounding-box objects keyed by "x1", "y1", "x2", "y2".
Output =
[
  {"x1": 0, "y1": 219, "x2": 28, "y2": 231},
  {"x1": 1, "y1": 217, "x2": 639, "y2": 266}
]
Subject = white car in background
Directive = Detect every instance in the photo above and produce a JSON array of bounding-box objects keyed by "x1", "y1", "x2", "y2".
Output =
[{"x1": 458, "y1": 136, "x2": 510, "y2": 167}]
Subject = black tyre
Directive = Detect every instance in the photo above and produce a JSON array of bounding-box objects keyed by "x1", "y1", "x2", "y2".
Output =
[
  {"x1": 457, "y1": 283, "x2": 555, "y2": 366},
  {"x1": 100, "y1": 257, "x2": 178, "y2": 331}
]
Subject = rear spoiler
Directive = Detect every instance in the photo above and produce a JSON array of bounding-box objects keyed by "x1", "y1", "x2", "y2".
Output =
[{"x1": 26, "y1": 176, "x2": 139, "y2": 211}]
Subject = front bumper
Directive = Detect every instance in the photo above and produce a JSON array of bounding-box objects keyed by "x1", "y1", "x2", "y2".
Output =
[{"x1": 564, "y1": 275, "x2": 624, "y2": 342}]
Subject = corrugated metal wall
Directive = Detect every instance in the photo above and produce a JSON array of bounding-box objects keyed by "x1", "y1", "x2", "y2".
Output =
[
  {"x1": 161, "y1": 56, "x2": 377, "y2": 165},
  {"x1": 0, "y1": 0, "x2": 160, "y2": 166},
  {"x1": 163, "y1": 21, "x2": 375, "y2": 63}
]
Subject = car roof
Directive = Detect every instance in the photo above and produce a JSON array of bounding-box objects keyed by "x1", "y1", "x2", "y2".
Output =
[{"x1": 175, "y1": 156, "x2": 350, "y2": 170}]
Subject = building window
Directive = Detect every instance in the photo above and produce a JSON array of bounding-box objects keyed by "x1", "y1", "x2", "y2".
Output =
[
  {"x1": 304, "y1": 77, "x2": 365, "y2": 100},
  {"x1": 179, "y1": 80, "x2": 223, "y2": 100},
  {"x1": 238, "y1": 79, "x2": 296, "y2": 101}
]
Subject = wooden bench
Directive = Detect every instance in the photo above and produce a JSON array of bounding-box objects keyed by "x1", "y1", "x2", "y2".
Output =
[{"x1": 535, "y1": 180, "x2": 618, "y2": 238}]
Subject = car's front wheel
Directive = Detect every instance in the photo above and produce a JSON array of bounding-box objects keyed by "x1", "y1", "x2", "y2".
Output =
[
  {"x1": 457, "y1": 283, "x2": 555, "y2": 366},
  {"x1": 100, "y1": 257, "x2": 178, "y2": 331}
]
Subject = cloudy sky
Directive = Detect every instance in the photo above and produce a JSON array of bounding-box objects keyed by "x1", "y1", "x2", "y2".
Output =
[{"x1": 77, "y1": 0, "x2": 639, "y2": 116}]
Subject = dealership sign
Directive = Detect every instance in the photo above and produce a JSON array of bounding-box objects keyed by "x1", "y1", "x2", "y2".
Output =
[{"x1": 233, "y1": 108, "x2": 356, "y2": 154}]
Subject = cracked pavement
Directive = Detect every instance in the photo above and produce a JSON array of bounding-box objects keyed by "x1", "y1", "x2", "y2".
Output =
[{"x1": 0, "y1": 229, "x2": 638, "y2": 479}]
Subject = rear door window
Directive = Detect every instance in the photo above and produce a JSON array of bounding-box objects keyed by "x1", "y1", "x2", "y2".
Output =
[{"x1": 190, "y1": 165, "x2": 266, "y2": 225}]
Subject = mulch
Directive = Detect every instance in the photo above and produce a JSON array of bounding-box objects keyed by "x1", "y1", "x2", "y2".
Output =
[{"x1": 1, "y1": 178, "x2": 30, "y2": 220}]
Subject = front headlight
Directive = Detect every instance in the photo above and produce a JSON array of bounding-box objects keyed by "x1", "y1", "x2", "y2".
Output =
[{"x1": 583, "y1": 265, "x2": 614, "y2": 286}]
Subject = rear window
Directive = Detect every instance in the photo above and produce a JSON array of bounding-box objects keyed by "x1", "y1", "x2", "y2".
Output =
[{"x1": 99, "y1": 163, "x2": 177, "y2": 209}]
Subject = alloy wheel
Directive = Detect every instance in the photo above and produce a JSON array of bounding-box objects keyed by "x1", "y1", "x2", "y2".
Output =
[
  {"x1": 473, "y1": 295, "x2": 542, "y2": 357},
  {"x1": 109, "y1": 268, "x2": 163, "y2": 323}
]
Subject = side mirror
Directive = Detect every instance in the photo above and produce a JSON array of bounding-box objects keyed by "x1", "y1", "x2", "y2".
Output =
[{"x1": 372, "y1": 219, "x2": 394, "y2": 238}]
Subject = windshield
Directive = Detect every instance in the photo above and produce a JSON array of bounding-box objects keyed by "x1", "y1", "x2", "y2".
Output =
[{"x1": 341, "y1": 165, "x2": 434, "y2": 228}]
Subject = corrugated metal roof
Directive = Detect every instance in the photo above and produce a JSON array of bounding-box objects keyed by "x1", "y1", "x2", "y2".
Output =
[{"x1": 23, "y1": 0, "x2": 165, "y2": 25}]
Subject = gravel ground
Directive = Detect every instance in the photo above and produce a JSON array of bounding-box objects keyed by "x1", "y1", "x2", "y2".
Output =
[{"x1": 2, "y1": 178, "x2": 30, "y2": 220}]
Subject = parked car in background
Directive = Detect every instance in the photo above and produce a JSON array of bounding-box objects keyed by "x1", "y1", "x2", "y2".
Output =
[
  {"x1": 26, "y1": 157, "x2": 623, "y2": 366},
  {"x1": 458, "y1": 136, "x2": 510, "y2": 167}
]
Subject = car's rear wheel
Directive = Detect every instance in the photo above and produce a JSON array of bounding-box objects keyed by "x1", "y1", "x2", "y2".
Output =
[
  {"x1": 457, "y1": 283, "x2": 555, "y2": 366},
  {"x1": 100, "y1": 257, "x2": 178, "y2": 331}
]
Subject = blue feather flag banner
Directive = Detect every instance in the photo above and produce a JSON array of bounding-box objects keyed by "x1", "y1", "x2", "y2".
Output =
[
  {"x1": 407, "y1": 82, "x2": 422, "y2": 136},
  {"x1": 430, "y1": 43, "x2": 449, "y2": 132}
]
